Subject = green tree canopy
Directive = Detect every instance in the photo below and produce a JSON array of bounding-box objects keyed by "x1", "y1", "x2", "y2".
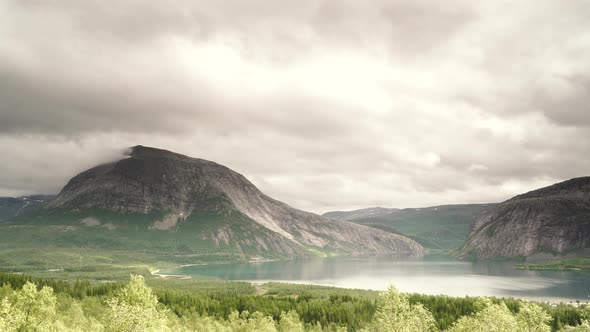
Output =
[
  {"x1": 362, "y1": 285, "x2": 437, "y2": 332},
  {"x1": 105, "y1": 275, "x2": 168, "y2": 332},
  {"x1": 0, "y1": 281, "x2": 56, "y2": 332}
]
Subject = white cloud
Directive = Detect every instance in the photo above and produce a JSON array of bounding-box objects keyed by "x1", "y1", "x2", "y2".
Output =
[{"x1": 0, "y1": 0, "x2": 589, "y2": 213}]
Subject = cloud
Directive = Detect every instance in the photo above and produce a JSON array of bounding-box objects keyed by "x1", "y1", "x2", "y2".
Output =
[{"x1": 0, "y1": 0, "x2": 589, "y2": 213}]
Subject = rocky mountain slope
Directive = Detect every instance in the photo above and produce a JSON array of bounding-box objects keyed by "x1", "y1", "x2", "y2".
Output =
[
  {"x1": 324, "y1": 204, "x2": 493, "y2": 250},
  {"x1": 0, "y1": 195, "x2": 54, "y2": 221},
  {"x1": 456, "y1": 177, "x2": 590, "y2": 259},
  {"x1": 42, "y1": 145, "x2": 424, "y2": 257}
]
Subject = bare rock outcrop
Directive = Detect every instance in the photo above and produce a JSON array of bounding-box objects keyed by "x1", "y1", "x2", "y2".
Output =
[{"x1": 456, "y1": 177, "x2": 590, "y2": 259}]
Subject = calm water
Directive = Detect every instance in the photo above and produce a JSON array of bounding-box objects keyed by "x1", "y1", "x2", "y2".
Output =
[{"x1": 160, "y1": 257, "x2": 590, "y2": 301}]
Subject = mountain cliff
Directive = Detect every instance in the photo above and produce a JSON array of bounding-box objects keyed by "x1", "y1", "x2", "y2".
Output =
[
  {"x1": 43, "y1": 145, "x2": 424, "y2": 258},
  {"x1": 456, "y1": 177, "x2": 590, "y2": 259}
]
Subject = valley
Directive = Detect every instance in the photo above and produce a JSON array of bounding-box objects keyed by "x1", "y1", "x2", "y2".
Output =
[
  {"x1": 1, "y1": 150, "x2": 589, "y2": 283},
  {"x1": 1, "y1": 147, "x2": 589, "y2": 332},
  {"x1": 324, "y1": 204, "x2": 493, "y2": 252}
]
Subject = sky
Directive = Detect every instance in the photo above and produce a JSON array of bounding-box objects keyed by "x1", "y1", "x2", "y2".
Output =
[{"x1": 1, "y1": 0, "x2": 589, "y2": 213}]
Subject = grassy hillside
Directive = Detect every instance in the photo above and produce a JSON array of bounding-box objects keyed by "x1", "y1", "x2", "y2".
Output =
[
  {"x1": 340, "y1": 204, "x2": 494, "y2": 252},
  {"x1": 0, "y1": 209, "x2": 304, "y2": 280}
]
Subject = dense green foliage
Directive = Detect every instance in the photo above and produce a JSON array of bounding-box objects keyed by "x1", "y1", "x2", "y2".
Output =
[
  {"x1": 446, "y1": 298, "x2": 552, "y2": 332},
  {"x1": 0, "y1": 273, "x2": 588, "y2": 331},
  {"x1": 362, "y1": 286, "x2": 437, "y2": 331},
  {"x1": 517, "y1": 258, "x2": 590, "y2": 271},
  {"x1": 0, "y1": 272, "x2": 124, "y2": 298}
]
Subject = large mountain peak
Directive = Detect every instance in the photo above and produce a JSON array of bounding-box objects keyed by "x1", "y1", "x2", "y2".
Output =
[
  {"x1": 456, "y1": 177, "x2": 590, "y2": 260},
  {"x1": 48, "y1": 145, "x2": 243, "y2": 215},
  {"x1": 46, "y1": 146, "x2": 424, "y2": 257}
]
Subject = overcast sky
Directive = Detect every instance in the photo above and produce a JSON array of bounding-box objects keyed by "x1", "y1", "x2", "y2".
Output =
[{"x1": 1, "y1": 1, "x2": 589, "y2": 213}]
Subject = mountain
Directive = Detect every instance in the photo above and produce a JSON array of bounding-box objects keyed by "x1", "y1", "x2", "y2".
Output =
[
  {"x1": 323, "y1": 207, "x2": 400, "y2": 221},
  {"x1": 20, "y1": 145, "x2": 423, "y2": 258},
  {"x1": 324, "y1": 204, "x2": 493, "y2": 251},
  {"x1": 456, "y1": 177, "x2": 590, "y2": 260},
  {"x1": 0, "y1": 195, "x2": 54, "y2": 221}
]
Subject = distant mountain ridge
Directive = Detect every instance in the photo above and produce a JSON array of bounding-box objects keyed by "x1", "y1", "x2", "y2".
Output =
[
  {"x1": 35, "y1": 145, "x2": 424, "y2": 257},
  {"x1": 456, "y1": 177, "x2": 590, "y2": 259},
  {"x1": 324, "y1": 204, "x2": 493, "y2": 250},
  {"x1": 323, "y1": 207, "x2": 400, "y2": 221},
  {"x1": 0, "y1": 195, "x2": 54, "y2": 221}
]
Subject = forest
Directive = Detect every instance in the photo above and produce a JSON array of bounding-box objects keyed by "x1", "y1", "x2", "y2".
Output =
[{"x1": 0, "y1": 272, "x2": 588, "y2": 332}]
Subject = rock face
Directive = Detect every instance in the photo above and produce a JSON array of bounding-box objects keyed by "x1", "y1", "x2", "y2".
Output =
[
  {"x1": 456, "y1": 177, "x2": 590, "y2": 259},
  {"x1": 47, "y1": 145, "x2": 424, "y2": 257}
]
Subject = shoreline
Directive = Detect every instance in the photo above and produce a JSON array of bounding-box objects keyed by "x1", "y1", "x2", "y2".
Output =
[
  {"x1": 150, "y1": 269, "x2": 192, "y2": 280},
  {"x1": 149, "y1": 272, "x2": 588, "y2": 305},
  {"x1": 150, "y1": 257, "x2": 282, "y2": 279},
  {"x1": 151, "y1": 263, "x2": 211, "y2": 280}
]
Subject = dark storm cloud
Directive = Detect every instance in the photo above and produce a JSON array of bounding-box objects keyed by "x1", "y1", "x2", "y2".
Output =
[{"x1": 1, "y1": 0, "x2": 589, "y2": 212}]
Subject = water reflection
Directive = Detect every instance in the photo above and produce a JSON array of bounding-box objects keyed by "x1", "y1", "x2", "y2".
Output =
[{"x1": 161, "y1": 257, "x2": 590, "y2": 301}]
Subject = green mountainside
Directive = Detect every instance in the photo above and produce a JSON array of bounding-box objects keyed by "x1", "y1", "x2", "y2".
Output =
[{"x1": 324, "y1": 204, "x2": 494, "y2": 251}]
